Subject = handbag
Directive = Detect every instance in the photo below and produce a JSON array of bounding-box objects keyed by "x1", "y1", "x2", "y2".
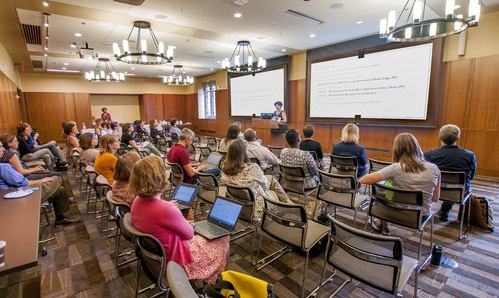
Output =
[{"x1": 203, "y1": 270, "x2": 274, "y2": 298}]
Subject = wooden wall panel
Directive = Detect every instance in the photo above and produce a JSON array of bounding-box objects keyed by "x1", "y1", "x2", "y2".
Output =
[
  {"x1": 0, "y1": 70, "x2": 22, "y2": 134},
  {"x1": 439, "y1": 59, "x2": 472, "y2": 128},
  {"x1": 24, "y1": 93, "x2": 50, "y2": 141},
  {"x1": 142, "y1": 94, "x2": 164, "y2": 122},
  {"x1": 74, "y1": 93, "x2": 93, "y2": 127}
]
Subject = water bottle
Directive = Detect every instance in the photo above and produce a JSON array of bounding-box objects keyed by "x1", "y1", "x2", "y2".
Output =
[{"x1": 430, "y1": 244, "x2": 443, "y2": 266}]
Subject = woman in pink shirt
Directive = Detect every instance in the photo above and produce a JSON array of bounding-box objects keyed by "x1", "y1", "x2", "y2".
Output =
[{"x1": 130, "y1": 155, "x2": 229, "y2": 284}]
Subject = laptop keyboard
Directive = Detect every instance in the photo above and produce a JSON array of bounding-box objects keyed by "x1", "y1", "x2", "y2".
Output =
[{"x1": 203, "y1": 222, "x2": 229, "y2": 236}]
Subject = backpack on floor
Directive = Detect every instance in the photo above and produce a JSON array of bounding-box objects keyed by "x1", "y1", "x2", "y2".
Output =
[{"x1": 462, "y1": 194, "x2": 494, "y2": 232}]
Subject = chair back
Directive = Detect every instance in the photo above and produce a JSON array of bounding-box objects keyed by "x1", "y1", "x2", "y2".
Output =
[
  {"x1": 369, "y1": 183, "x2": 424, "y2": 229},
  {"x1": 278, "y1": 163, "x2": 307, "y2": 195},
  {"x1": 167, "y1": 262, "x2": 198, "y2": 298},
  {"x1": 317, "y1": 171, "x2": 357, "y2": 209},
  {"x1": 166, "y1": 162, "x2": 184, "y2": 187},
  {"x1": 196, "y1": 172, "x2": 219, "y2": 205},
  {"x1": 327, "y1": 215, "x2": 404, "y2": 294},
  {"x1": 225, "y1": 183, "x2": 256, "y2": 224},
  {"x1": 261, "y1": 198, "x2": 308, "y2": 248},
  {"x1": 106, "y1": 191, "x2": 131, "y2": 219},
  {"x1": 117, "y1": 143, "x2": 128, "y2": 156},
  {"x1": 197, "y1": 146, "x2": 212, "y2": 163},
  {"x1": 440, "y1": 171, "x2": 467, "y2": 204},
  {"x1": 116, "y1": 206, "x2": 133, "y2": 243},
  {"x1": 206, "y1": 136, "x2": 218, "y2": 151},
  {"x1": 249, "y1": 157, "x2": 261, "y2": 167},
  {"x1": 268, "y1": 146, "x2": 284, "y2": 158},
  {"x1": 307, "y1": 151, "x2": 319, "y2": 161},
  {"x1": 330, "y1": 155, "x2": 358, "y2": 177},
  {"x1": 136, "y1": 230, "x2": 169, "y2": 291},
  {"x1": 369, "y1": 158, "x2": 392, "y2": 173}
]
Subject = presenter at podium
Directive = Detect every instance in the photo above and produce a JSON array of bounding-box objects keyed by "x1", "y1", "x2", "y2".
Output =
[{"x1": 272, "y1": 101, "x2": 287, "y2": 123}]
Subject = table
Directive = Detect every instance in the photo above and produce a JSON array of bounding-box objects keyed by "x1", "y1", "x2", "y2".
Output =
[
  {"x1": 0, "y1": 188, "x2": 41, "y2": 274},
  {"x1": 251, "y1": 118, "x2": 286, "y2": 147}
]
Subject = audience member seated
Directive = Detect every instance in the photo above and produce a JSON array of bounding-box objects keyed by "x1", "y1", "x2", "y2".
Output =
[
  {"x1": 0, "y1": 133, "x2": 46, "y2": 177},
  {"x1": 79, "y1": 133, "x2": 99, "y2": 166},
  {"x1": 0, "y1": 140, "x2": 80, "y2": 227},
  {"x1": 149, "y1": 118, "x2": 165, "y2": 139},
  {"x1": 63, "y1": 121, "x2": 81, "y2": 157},
  {"x1": 218, "y1": 124, "x2": 244, "y2": 152},
  {"x1": 94, "y1": 118, "x2": 102, "y2": 137},
  {"x1": 332, "y1": 123, "x2": 367, "y2": 177},
  {"x1": 169, "y1": 118, "x2": 182, "y2": 140},
  {"x1": 121, "y1": 123, "x2": 162, "y2": 157},
  {"x1": 244, "y1": 128, "x2": 279, "y2": 171},
  {"x1": 94, "y1": 135, "x2": 120, "y2": 184},
  {"x1": 112, "y1": 151, "x2": 140, "y2": 206},
  {"x1": 27, "y1": 125, "x2": 67, "y2": 167},
  {"x1": 168, "y1": 128, "x2": 220, "y2": 184},
  {"x1": 133, "y1": 120, "x2": 149, "y2": 141},
  {"x1": 232, "y1": 121, "x2": 245, "y2": 139},
  {"x1": 111, "y1": 122, "x2": 121, "y2": 138},
  {"x1": 221, "y1": 139, "x2": 293, "y2": 222},
  {"x1": 360, "y1": 133, "x2": 441, "y2": 236},
  {"x1": 17, "y1": 123, "x2": 67, "y2": 171},
  {"x1": 299, "y1": 125, "x2": 325, "y2": 170},
  {"x1": 424, "y1": 124, "x2": 476, "y2": 222},
  {"x1": 280, "y1": 129, "x2": 319, "y2": 189},
  {"x1": 130, "y1": 155, "x2": 229, "y2": 284}
]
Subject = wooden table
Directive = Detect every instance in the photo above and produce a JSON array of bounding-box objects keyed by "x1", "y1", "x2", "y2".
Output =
[
  {"x1": 0, "y1": 188, "x2": 41, "y2": 275},
  {"x1": 251, "y1": 118, "x2": 287, "y2": 147}
]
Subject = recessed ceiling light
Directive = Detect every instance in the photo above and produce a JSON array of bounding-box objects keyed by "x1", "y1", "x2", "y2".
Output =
[
  {"x1": 124, "y1": 71, "x2": 128, "y2": 74},
  {"x1": 309, "y1": 33, "x2": 316, "y2": 38},
  {"x1": 216, "y1": 61, "x2": 221, "y2": 64},
  {"x1": 281, "y1": 49, "x2": 286, "y2": 52},
  {"x1": 63, "y1": 62, "x2": 69, "y2": 66},
  {"x1": 454, "y1": 5, "x2": 461, "y2": 9},
  {"x1": 62, "y1": 67, "x2": 67, "y2": 70},
  {"x1": 43, "y1": 1, "x2": 49, "y2": 7},
  {"x1": 210, "y1": 68, "x2": 214, "y2": 70},
  {"x1": 45, "y1": 36, "x2": 49, "y2": 40},
  {"x1": 70, "y1": 43, "x2": 76, "y2": 48},
  {"x1": 131, "y1": 67, "x2": 135, "y2": 70},
  {"x1": 234, "y1": 12, "x2": 242, "y2": 18},
  {"x1": 44, "y1": 23, "x2": 49, "y2": 27},
  {"x1": 356, "y1": 20, "x2": 363, "y2": 24},
  {"x1": 74, "y1": 33, "x2": 82, "y2": 37},
  {"x1": 44, "y1": 53, "x2": 48, "y2": 57},
  {"x1": 44, "y1": 47, "x2": 48, "y2": 50}
]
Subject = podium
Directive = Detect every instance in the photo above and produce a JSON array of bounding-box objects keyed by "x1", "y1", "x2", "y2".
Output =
[{"x1": 251, "y1": 118, "x2": 287, "y2": 147}]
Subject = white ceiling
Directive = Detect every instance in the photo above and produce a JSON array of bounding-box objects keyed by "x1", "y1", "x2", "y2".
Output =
[{"x1": 12, "y1": 0, "x2": 499, "y2": 79}]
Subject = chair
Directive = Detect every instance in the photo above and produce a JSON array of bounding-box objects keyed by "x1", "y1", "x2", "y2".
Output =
[
  {"x1": 187, "y1": 144, "x2": 198, "y2": 162},
  {"x1": 329, "y1": 155, "x2": 358, "y2": 177},
  {"x1": 84, "y1": 165, "x2": 99, "y2": 214},
  {"x1": 278, "y1": 163, "x2": 318, "y2": 203},
  {"x1": 268, "y1": 145, "x2": 284, "y2": 159},
  {"x1": 307, "y1": 150, "x2": 319, "y2": 161},
  {"x1": 39, "y1": 203, "x2": 56, "y2": 256},
  {"x1": 195, "y1": 172, "x2": 219, "y2": 216},
  {"x1": 196, "y1": 146, "x2": 212, "y2": 163},
  {"x1": 114, "y1": 205, "x2": 136, "y2": 267},
  {"x1": 316, "y1": 171, "x2": 369, "y2": 228},
  {"x1": 439, "y1": 171, "x2": 472, "y2": 240},
  {"x1": 166, "y1": 262, "x2": 198, "y2": 298},
  {"x1": 364, "y1": 183, "x2": 434, "y2": 271},
  {"x1": 117, "y1": 143, "x2": 129, "y2": 156},
  {"x1": 313, "y1": 215, "x2": 418, "y2": 298},
  {"x1": 94, "y1": 175, "x2": 112, "y2": 226},
  {"x1": 206, "y1": 136, "x2": 218, "y2": 151},
  {"x1": 368, "y1": 158, "x2": 392, "y2": 173},
  {"x1": 78, "y1": 160, "x2": 87, "y2": 194},
  {"x1": 123, "y1": 213, "x2": 170, "y2": 298},
  {"x1": 255, "y1": 198, "x2": 329, "y2": 298},
  {"x1": 224, "y1": 183, "x2": 257, "y2": 242},
  {"x1": 166, "y1": 162, "x2": 184, "y2": 196}
]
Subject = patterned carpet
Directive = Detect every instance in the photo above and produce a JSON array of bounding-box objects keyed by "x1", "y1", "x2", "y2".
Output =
[{"x1": 0, "y1": 168, "x2": 497, "y2": 298}]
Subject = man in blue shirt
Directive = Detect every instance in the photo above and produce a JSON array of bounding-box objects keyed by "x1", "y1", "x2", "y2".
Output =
[
  {"x1": 424, "y1": 124, "x2": 476, "y2": 222},
  {"x1": 0, "y1": 141, "x2": 79, "y2": 227}
]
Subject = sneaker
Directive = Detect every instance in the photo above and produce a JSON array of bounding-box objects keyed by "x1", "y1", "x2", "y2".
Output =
[
  {"x1": 382, "y1": 228, "x2": 391, "y2": 236},
  {"x1": 369, "y1": 217, "x2": 382, "y2": 233},
  {"x1": 55, "y1": 217, "x2": 81, "y2": 227}
]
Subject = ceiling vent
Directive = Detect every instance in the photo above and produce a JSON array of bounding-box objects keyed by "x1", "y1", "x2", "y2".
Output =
[
  {"x1": 284, "y1": 10, "x2": 324, "y2": 25},
  {"x1": 113, "y1": 0, "x2": 145, "y2": 5},
  {"x1": 21, "y1": 24, "x2": 41, "y2": 45},
  {"x1": 32, "y1": 60, "x2": 44, "y2": 69},
  {"x1": 232, "y1": 0, "x2": 249, "y2": 6}
]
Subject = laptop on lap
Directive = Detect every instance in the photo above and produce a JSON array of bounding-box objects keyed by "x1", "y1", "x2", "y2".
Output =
[
  {"x1": 193, "y1": 197, "x2": 243, "y2": 240},
  {"x1": 170, "y1": 183, "x2": 199, "y2": 211},
  {"x1": 205, "y1": 153, "x2": 222, "y2": 170}
]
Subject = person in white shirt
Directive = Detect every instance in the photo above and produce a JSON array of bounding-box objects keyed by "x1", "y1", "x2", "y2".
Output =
[{"x1": 244, "y1": 128, "x2": 279, "y2": 171}]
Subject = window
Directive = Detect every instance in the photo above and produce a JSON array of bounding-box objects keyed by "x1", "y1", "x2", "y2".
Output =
[{"x1": 198, "y1": 80, "x2": 217, "y2": 119}]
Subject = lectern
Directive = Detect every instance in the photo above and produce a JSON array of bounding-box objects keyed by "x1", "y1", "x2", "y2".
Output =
[{"x1": 251, "y1": 118, "x2": 287, "y2": 147}]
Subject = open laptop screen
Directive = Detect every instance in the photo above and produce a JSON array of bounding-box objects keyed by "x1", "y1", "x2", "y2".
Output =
[
  {"x1": 208, "y1": 197, "x2": 243, "y2": 228},
  {"x1": 206, "y1": 154, "x2": 222, "y2": 166},
  {"x1": 171, "y1": 184, "x2": 199, "y2": 205}
]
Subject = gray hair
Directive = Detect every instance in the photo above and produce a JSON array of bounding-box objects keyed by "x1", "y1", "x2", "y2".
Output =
[
  {"x1": 439, "y1": 124, "x2": 460, "y2": 145},
  {"x1": 179, "y1": 128, "x2": 195, "y2": 141}
]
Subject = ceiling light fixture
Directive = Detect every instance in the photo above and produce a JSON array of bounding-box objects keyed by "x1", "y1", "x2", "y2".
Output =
[
  {"x1": 113, "y1": 20, "x2": 174, "y2": 65},
  {"x1": 74, "y1": 32, "x2": 82, "y2": 37},
  {"x1": 43, "y1": 1, "x2": 49, "y2": 7},
  {"x1": 42, "y1": 13, "x2": 50, "y2": 59},
  {"x1": 163, "y1": 65, "x2": 194, "y2": 86},
  {"x1": 309, "y1": 33, "x2": 316, "y2": 37},
  {"x1": 222, "y1": 40, "x2": 266, "y2": 73},
  {"x1": 85, "y1": 58, "x2": 125, "y2": 83},
  {"x1": 234, "y1": 12, "x2": 242, "y2": 18},
  {"x1": 379, "y1": 0, "x2": 480, "y2": 42}
]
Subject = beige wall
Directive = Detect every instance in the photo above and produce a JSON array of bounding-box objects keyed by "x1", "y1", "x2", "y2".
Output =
[
  {"x1": 444, "y1": 10, "x2": 499, "y2": 61},
  {"x1": 290, "y1": 52, "x2": 307, "y2": 81},
  {"x1": 19, "y1": 72, "x2": 192, "y2": 94},
  {"x1": 90, "y1": 94, "x2": 140, "y2": 123},
  {"x1": 0, "y1": 42, "x2": 20, "y2": 87},
  {"x1": 187, "y1": 70, "x2": 228, "y2": 94}
]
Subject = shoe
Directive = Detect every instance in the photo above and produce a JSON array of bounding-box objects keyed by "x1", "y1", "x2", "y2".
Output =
[
  {"x1": 369, "y1": 217, "x2": 382, "y2": 233},
  {"x1": 54, "y1": 165, "x2": 69, "y2": 172},
  {"x1": 55, "y1": 217, "x2": 81, "y2": 227},
  {"x1": 438, "y1": 211, "x2": 449, "y2": 222},
  {"x1": 57, "y1": 161, "x2": 68, "y2": 166},
  {"x1": 382, "y1": 228, "x2": 391, "y2": 236}
]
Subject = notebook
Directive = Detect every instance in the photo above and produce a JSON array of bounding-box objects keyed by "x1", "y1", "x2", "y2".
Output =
[
  {"x1": 260, "y1": 113, "x2": 273, "y2": 119},
  {"x1": 193, "y1": 197, "x2": 243, "y2": 240},
  {"x1": 205, "y1": 153, "x2": 222, "y2": 169},
  {"x1": 170, "y1": 183, "x2": 199, "y2": 210}
]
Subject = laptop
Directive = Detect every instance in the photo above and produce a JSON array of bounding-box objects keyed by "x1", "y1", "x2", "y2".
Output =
[
  {"x1": 205, "y1": 153, "x2": 222, "y2": 169},
  {"x1": 170, "y1": 183, "x2": 199, "y2": 210},
  {"x1": 193, "y1": 197, "x2": 244, "y2": 240},
  {"x1": 260, "y1": 113, "x2": 273, "y2": 119}
]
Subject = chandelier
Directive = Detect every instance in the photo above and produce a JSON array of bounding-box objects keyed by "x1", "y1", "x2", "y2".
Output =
[
  {"x1": 84, "y1": 58, "x2": 125, "y2": 83},
  {"x1": 379, "y1": 0, "x2": 480, "y2": 42},
  {"x1": 163, "y1": 65, "x2": 194, "y2": 86},
  {"x1": 222, "y1": 40, "x2": 266, "y2": 73},
  {"x1": 113, "y1": 21, "x2": 173, "y2": 65}
]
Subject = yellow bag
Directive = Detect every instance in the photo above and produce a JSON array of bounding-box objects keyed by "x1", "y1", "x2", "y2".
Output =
[{"x1": 204, "y1": 270, "x2": 274, "y2": 298}]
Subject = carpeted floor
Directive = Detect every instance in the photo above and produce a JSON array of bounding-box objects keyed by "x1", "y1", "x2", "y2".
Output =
[{"x1": 0, "y1": 167, "x2": 498, "y2": 298}]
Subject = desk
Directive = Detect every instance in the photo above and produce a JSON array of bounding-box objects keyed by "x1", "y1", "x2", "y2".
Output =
[
  {"x1": 251, "y1": 118, "x2": 286, "y2": 147},
  {"x1": 0, "y1": 188, "x2": 41, "y2": 274}
]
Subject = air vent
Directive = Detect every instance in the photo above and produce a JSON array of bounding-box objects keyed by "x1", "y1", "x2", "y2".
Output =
[
  {"x1": 21, "y1": 24, "x2": 41, "y2": 45},
  {"x1": 284, "y1": 10, "x2": 324, "y2": 25},
  {"x1": 113, "y1": 0, "x2": 145, "y2": 5},
  {"x1": 32, "y1": 60, "x2": 44, "y2": 69}
]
